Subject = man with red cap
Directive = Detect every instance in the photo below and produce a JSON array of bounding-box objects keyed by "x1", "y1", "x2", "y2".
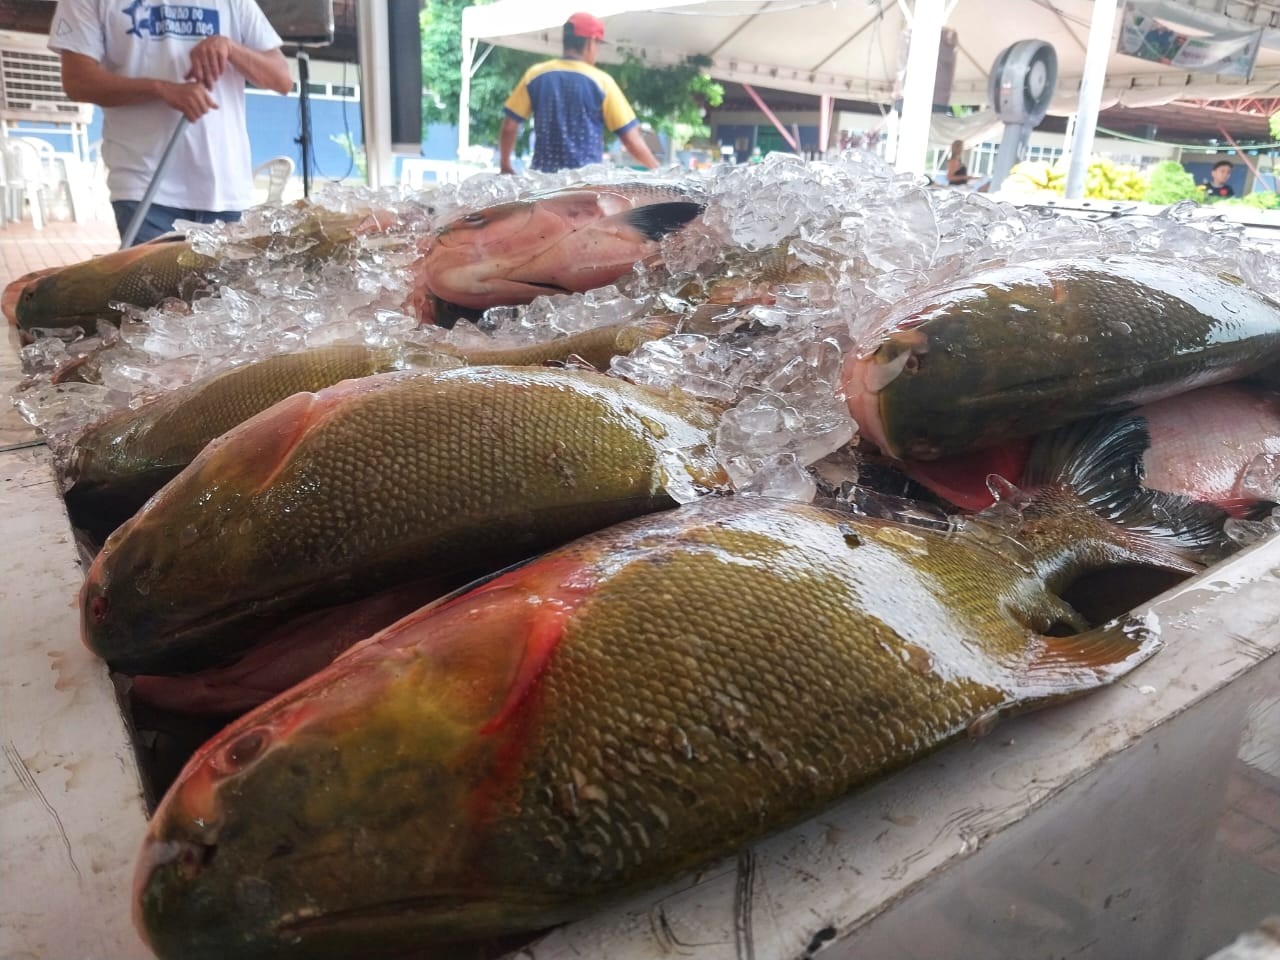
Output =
[{"x1": 500, "y1": 12, "x2": 659, "y2": 174}]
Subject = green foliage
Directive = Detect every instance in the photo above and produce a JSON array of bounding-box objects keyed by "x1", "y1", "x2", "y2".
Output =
[
  {"x1": 1142, "y1": 160, "x2": 1201, "y2": 205},
  {"x1": 416, "y1": 3, "x2": 723, "y2": 155},
  {"x1": 329, "y1": 132, "x2": 366, "y2": 179},
  {"x1": 419, "y1": 0, "x2": 540, "y2": 149},
  {"x1": 1270, "y1": 111, "x2": 1280, "y2": 141},
  {"x1": 1220, "y1": 191, "x2": 1280, "y2": 210},
  {"x1": 608, "y1": 52, "x2": 724, "y2": 145}
]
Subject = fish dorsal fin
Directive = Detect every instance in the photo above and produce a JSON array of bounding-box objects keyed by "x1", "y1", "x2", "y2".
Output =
[{"x1": 617, "y1": 202, "x2": 705, "y2": 242}]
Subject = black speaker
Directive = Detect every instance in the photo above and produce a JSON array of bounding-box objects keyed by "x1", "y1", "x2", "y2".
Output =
[
  {"x1": 387, "y1": 0, "x2": 423, "y2": 149},
  {"x1": 258, "y1": 0, "x2": 334, "y2": 45}
]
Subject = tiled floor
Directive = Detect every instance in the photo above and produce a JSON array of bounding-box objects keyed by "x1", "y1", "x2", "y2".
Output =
[{"x1": 0, "y1": 217, "x2": 119, "y2": 287}]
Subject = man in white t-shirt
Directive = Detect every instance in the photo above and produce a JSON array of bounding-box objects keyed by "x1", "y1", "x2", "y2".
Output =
[{"x1": 49, "y1": 0, "x2": 292, "y2": 244}]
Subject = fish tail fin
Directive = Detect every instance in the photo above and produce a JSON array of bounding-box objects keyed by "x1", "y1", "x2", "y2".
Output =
[
  {"x1": 999, "y1": 611, "x2": 1163, "y2": 708},
  {"x1": 1018, "y1": 407, "x2": 1228, "y2": 570},
  {"x1": 617, "y1": 201, "x2": 705, "y2": 241}
]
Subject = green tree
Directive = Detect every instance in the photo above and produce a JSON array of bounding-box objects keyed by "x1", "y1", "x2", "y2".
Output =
[
  {"x1": 1270, "y1": 110, "x2": 1280, "y2": 141},
  {"x1": 419, "y1": 0, "x2": 539, "y2": 149},
  {"x1": 610, "y1": 52, "x2": 724, "y2": 152},
  {"x1": 419, "y1": 2, "x2": 724, "y2": 156}
]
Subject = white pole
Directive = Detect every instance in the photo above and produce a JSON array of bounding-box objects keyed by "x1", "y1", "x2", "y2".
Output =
[
  {"x1": 1064, "y1": 0, "x2": 1119, "y2": 199},
  {"x1": 357, "y1": 0, "x2": 393, "y2": 188},
  {"x1": 894, "y1": 0, "x2": 947, "y2": 176},
  {"x1": 458, "y1": 35, "x2": 475, "y2": 155}
]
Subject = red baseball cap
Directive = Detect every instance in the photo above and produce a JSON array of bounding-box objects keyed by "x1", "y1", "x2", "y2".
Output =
[{"x1": 566, "y1": 12, "x2": 608, "y2": 42}]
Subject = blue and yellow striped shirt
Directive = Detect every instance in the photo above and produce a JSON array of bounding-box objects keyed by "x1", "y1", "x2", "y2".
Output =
[{"x1": 504, "y1": 58, "x2": 639, "y2": 173}]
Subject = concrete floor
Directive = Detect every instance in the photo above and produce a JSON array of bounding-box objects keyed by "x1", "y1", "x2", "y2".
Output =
[{"x1": 0, "y1": 217, "x2": 118, "y2": 287}]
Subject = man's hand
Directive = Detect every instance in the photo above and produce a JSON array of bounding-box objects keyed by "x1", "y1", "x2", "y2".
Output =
[
  {"x1": 160, "y1": 80, "x2": 218, "y2": 122},
  {"x1": 498, "y1": 116, "x2": 520, "y2": 175},
  {"x1": 186, "y1": 35, "x2": 233, "y2": 89}
]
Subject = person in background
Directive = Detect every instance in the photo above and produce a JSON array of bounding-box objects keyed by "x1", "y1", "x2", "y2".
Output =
[
  {"x1": 49, "y1": 0, "x2": 292, "y2": 245},
  {"x1": 499, "y1": 12, "x2": 659, "y2": 175},
  {"x1": 946, "y1": 139, "x2": 973, "y2": 186},
  {"x1": 1201, "y1": 160, "x2": 1235, "y2": 199}
]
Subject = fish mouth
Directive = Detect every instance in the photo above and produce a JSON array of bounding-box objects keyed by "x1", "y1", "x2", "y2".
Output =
[
  {"x1": 429, "y1": 279, "x2": 574, "y2": 329},
  {"x1": 103, "y1": 581, "x2": 324, "y2": 674}
]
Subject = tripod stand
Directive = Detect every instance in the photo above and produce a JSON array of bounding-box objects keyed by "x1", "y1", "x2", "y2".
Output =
[{"x1": 295, "y1": 48, "x2": 314, "y2": 197}]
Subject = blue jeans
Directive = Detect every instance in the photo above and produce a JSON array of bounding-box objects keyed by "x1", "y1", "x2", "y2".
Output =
[{"x1": 112, "y1": 201, "x2": 242, "y2": 246}]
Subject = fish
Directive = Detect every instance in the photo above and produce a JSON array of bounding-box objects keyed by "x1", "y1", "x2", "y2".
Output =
[
  {"x1": 12, "y1": 210, "x2": 387, "y2": 339},
  {"x1": 64, "y1": 317, "x2": 677, "y2": 537},
  {"x1": 3, "y1": 264, "x2": 62, "y2": 324},
  {"x1": 129, "y1": 577, "x2": 460, "y2": 717},
  {"x1": 14, "y1": 237, "x2": 212, "y2": 339},
  {"x1": 413, "y1": 182, "x2": 705, "y2": 328},
  {"x1": 899, "y1": 384, "x2": 1280, "y2": 517},
  {"x1": 132, "y1": 411, "x2": 1215, "y2": 960},
  {"x1": 1126, "y1": 383, "x2": 1280, "y2": 515},
  {"x1": 81, "y1": 366, "x2": 724, "y2": 675},
  {"x1": 844, "y1": 257, "x2": 1280, "y2": 460}
]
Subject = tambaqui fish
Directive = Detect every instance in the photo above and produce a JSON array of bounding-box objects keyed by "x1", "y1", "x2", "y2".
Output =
[
  {"x1": 11, "y1": 210, "x2": 388, "y2": 339},
  {"x1": 64, "y1": 317, "x2": 676, "y2": 537},
  {"x1": 82, "y1": 366, "x2": 723, "y2": 674},
  {"x1": 133, "y1": 415, "x2": 1211, "y2": 960},
  {"x1": 899, "y1": 384, "x2": 1280, "y2": 518},
  {"x1": 844, "y1": 257, "x2": 1280, "y2": 460},
  {"x1": 414, "y1": 182, "x2": 704, "y2": 327}
]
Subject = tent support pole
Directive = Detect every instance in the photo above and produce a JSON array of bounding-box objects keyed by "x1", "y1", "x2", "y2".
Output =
[
  {"x1": 458, "y1": 34, "x2": 475, "y2": 155},
  {"x1": 895, "y1": 0, "x2": 946, "y2": 176},
  {"x1": 1217, "y1": 125, "x2": 1262, "y2": 183},
  {"x1": 818, "y1": 93, "x2": 833, "y2": 154},
  {"x1": 742, "y1": 83, "x2": 800, "y2": 152},
  {"x1": 357, "y1": 0, "x2": 392, "y2": 187},
  {"x1": 1063, "y1": 0, "x2": 1118, "y2": 199}
]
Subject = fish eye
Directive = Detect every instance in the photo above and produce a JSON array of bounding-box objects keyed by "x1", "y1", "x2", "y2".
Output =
[
  {"x1": 215, "y1": 729, "x2": 268, "y2": 773},
  {"x1": 460, "y1": 212, "x2": 487, "y2": 225},
  {"x1": 90, "y1": 595, "x2": 110, "y2": 624}
]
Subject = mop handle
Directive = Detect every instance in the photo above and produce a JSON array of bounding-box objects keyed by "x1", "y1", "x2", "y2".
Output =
[{"x1": 119, "y1": 116, "x2": 189, "y2": 249}]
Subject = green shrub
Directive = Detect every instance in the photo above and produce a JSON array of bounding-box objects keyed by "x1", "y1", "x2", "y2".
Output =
[{"x1": 1142, "y1": 161, "x2": 1201, "y2": 205}]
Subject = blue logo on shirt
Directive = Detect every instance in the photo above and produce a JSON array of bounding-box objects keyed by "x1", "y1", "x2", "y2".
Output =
[{"x1": 123, "y1": 0, "x2": 220, "y2": 40}]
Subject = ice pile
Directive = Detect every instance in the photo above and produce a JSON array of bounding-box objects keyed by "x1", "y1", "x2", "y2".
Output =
[{"x1": 12, "y1": 151, "x2": 1280, "y2": 514}]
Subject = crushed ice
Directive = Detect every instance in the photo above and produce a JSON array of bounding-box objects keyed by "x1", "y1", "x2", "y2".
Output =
[{"x1": 11, "y1": 152, "x2": 1280, "y2": 511}]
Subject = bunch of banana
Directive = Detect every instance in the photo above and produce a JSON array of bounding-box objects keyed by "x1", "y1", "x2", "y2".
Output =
[
  {"x1": 1002, "y1": 160, "x2": 1066, "y2": 195},
  {"x1": 1084, "y1": 159, "x2": 1147, "y2": 201}
]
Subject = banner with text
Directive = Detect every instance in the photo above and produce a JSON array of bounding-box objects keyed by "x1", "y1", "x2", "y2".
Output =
[{"x1": 1117, "y1": 4, "x2": 1262, "y2": 79}]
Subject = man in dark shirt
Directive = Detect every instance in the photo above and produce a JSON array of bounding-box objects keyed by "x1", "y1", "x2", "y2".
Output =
[
  {"x1": 1202, "y1": 160, "x2": 1235, "y2": 199},
  {"x1": 499, "y1": 13, "x2": 658, "y2": 174}
]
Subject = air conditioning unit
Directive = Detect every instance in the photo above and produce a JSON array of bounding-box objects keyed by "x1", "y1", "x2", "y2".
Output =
[{"x1": 0, "y1": 47, "x2": 91, "y2": 119}]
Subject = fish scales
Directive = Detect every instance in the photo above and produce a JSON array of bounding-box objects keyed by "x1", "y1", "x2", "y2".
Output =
[
  {"x1": 488, "y1": 520, "x2": 1000, "y2": 888},
  {"x1": 135, "y1": 491, "x2": 1176, "y2": 959},
  {"x1": 67, "y1": 320, "x2": 677, "y2": 538},
  {"x1": 83, "y1": 367, "x2": 721, "y2": 673},
  {"x1": 79, "y1": 345, "x2": 390, "y2": 478}
]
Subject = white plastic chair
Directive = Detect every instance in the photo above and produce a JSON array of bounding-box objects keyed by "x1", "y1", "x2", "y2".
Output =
[
  {"x1": 2, "y1": 138, "x2": 47, "y2": 228},
  {"x1": 253, "y1": 155, "x2": 294, "y2": 204},
  {"x1": 399, "y1": 158, "x2": 466, "y2": 189}
]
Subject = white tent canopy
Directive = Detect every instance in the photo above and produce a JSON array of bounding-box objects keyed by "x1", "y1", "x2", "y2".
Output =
[{"x1": 459, "y1": 0, "x2": 1280, "y2": 111}]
